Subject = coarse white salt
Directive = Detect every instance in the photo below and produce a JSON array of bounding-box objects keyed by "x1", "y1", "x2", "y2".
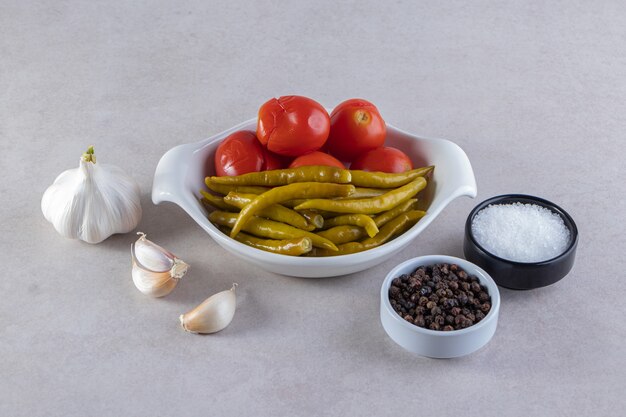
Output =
[{"x1": 471, "y1": 202, "x2": 571, "y2": 263}]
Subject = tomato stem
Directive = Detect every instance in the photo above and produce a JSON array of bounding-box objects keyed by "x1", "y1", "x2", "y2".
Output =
[{"x1": 355, "y1": 110, "x2": 370, "y2": 124}]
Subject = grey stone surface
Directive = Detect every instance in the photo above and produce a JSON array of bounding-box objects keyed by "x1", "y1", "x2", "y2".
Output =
[{"x1": 1, "y1": 1, "x2": 625, "y2": 416}]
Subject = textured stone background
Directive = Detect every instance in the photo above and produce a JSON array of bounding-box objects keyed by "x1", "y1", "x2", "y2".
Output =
[{"x1": 1, "y1": 1, "x2": 625, "y2": 416}]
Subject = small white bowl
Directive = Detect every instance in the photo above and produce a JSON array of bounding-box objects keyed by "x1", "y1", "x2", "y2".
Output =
[
  {"x1": 152, "y1": 116, "x2": 477, "y2": 277},
  {"x1": 380, "y1": 255, "x2": 500, "y2": 358}
]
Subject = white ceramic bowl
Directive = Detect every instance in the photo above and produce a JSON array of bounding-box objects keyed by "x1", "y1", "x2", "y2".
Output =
[
  {"x1": 152, "y1": 117, "x2": 477, "y2": 277},
  {"x1": 380, "y1": 255, "x2": 500, "y2": 358}
]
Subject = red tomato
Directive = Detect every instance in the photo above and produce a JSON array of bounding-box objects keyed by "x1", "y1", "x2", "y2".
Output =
[
  {"x1": 262, "y1": 148, "x2": 289, "y2": 170},
  {"x1": 325, "y1": 98, "x2": 386, "y2": 162},
  {"x1": 350, "y1": 147, "x2": 413, "y2": 173},
  {"x1": 214, "y1": 131, "x2": 265, "y2": 176},
  {"x1": 257, "y1": 96, "x2": 330, "y2": 157},
  {"x1": 289, "y1": 151, "x2": 345, "y2": 169}
]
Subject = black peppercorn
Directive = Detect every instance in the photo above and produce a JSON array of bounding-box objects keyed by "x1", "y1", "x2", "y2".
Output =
[
  {"x1": 457, "y1": 293, "x2": 468, "y2": 306},
  {"x1": 459, "y1": 318, "x2": 472, "y2": 329},
  {"x1": 443, "y1": 325, "x2": 454, "y2": 331},
  {"x1": 389, "y1": 286, "x2": 400, "y2": 299},
  {"x1": 429, "y1": 322, "x2": 440, "y2": 331}
]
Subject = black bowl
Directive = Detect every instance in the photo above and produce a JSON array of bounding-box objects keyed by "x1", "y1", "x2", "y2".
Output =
[{"x1": 463, "y1": 194, "x2": 578, "y2": 290}]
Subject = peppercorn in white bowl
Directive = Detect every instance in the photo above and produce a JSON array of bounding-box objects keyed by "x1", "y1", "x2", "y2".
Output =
[
  {"x1": 152, "y1": 116, "x2": 477, "y2": 277},
  {"x1": 380, "y1": 255, "x2": 500, "y2": 358}
]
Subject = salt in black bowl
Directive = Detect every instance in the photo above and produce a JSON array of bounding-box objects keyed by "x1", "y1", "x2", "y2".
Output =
[{"x1": 463, "y1": 194, "x2": 578, "y2": 290}]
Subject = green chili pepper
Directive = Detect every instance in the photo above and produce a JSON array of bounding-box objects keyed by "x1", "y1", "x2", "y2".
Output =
[
  {"x1": 210, "y1": 211, "x2": 338, "y2": 251},
  {"x1": 317, "y1": 225, "x2": 366, "y2": 245},
  {"x1": 362, "y1": 209, "x2": 426, "y2": 247},
  {"x1": 335, "y1": 187, "x2": 387, "y2": 199},
  {"x1": 311, "y1": 210, "x2": 426, "y2": 256},
  {"x1": 284, "y1": 187, "x2": 385, "y2": 206},
  {"x1": 283, "y1": 200, "x2": 338, "y2": 218},
  {"x1": 199, "y1": 190, "x2": 238, "y2": 211},
  {"x1": 230, "y1": 182, "x2": 355, "y2": 238},
  {"x1": 298, "y1": 209, "x2": 324, "y2": 229},
  {"x1": 205, "y1": 179, "x2": 269, "y2": 196},
  {"x1": 322, "y1": 214, "x2": 379, "y2": 237},
  {"x1": 231, "y1": 232, "x2": 313, "y2": 256},
  {"x1": 294, "y1": 177, "x2": 426, "y2": 214},
  {"x1": 373, "y1": 198, "x2": 419, "y2": 227},
  {"x1": 350, "y1": 166, "x2": 433, "y2": 188},
  {"x1": 223, "y1": 192, "x2": 313, "y2": 231},
  {"x1": 208, "y1": 166, "x2": 351, "y2": 187},
  {"x1": 315, "y1": 199, "x2": 421, "y2": 245}
]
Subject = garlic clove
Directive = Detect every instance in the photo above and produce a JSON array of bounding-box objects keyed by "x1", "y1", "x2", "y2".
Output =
[
  {"x1": 131, "y1": 232, "x2": 189, "y2": 297},
  {"x1": 132, "y1": 263, "x2": 179, "y2": 297},
  {"x1": 133, "y1": 232, "x2": 176, "y2": 272},
  {"x1": 180, "y1": 284, "x2": 238, "y2": 334}
]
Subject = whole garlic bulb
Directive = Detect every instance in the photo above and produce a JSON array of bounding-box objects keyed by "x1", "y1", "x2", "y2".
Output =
[{"x1": 41, "y1": 146, "x2": 142, "y2": 244}]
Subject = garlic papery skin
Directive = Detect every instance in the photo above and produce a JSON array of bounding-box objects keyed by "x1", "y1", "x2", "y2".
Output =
[
  {"x1": 131, "y1": 232, "x2": 189, "y2": 297},
  {"x1": 41, "y1": 146, "x2": 142, "y2": 244},
  {"x1": 180, "y1": 284, "x2": 238, "y2": 334}
]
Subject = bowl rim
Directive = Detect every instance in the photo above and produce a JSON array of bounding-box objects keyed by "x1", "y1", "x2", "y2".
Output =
[
  {"x1": 380, "y1": 255, "x2": 501, "y2": 336},
  {"x1": 464, "y1": 194, "x2": 579, "y2": 266}
]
